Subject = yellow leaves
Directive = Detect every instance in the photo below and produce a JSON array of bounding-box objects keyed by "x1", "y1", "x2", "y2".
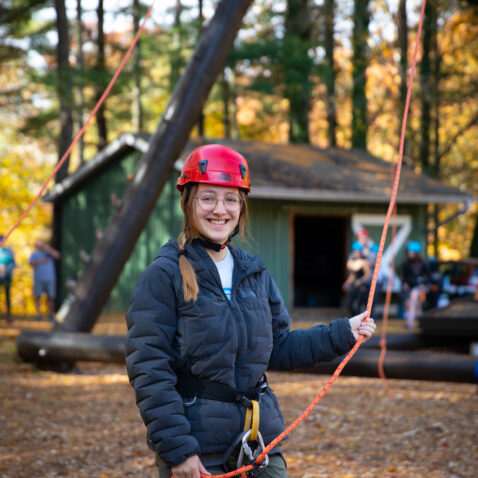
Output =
[{"x1": 1, "y1": 147, "x2": 55, "y2": 315}]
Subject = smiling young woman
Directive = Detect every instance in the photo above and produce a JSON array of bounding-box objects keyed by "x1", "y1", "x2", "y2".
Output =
[{"x1": 125, "y1": 144, "x2": 376, "y2": 478}]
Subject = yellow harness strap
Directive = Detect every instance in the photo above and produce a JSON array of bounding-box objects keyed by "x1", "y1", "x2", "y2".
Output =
[{"x1": 243, "y1": 399, "x2": 260, "y2": 441}]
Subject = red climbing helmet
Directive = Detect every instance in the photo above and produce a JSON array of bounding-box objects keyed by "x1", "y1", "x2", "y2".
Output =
[{"x1": 176, "y1": 144, "x2": 250, "y2": 193}]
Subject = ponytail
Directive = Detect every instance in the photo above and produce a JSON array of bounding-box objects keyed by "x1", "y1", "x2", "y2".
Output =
[{"x1": 178, "y1": 235, "x2": 199, "y2": 302}]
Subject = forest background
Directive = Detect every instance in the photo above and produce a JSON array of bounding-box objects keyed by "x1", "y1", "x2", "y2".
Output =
[{"x1": 1, "y1": 0, "x2": 477, "y2": 316}]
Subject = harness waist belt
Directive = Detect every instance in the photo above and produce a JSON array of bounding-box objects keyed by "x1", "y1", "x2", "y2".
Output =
[{"x1": 176, "y1": 373, "x2": 267, "y2": 408}]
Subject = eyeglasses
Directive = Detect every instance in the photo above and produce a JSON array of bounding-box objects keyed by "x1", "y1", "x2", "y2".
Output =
[{"x1": 195, "y1": 193, "x2": 243, "y2": 212}]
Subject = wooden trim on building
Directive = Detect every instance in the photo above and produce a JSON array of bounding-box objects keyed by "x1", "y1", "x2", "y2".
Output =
[{"x1": 249, "y1": 186, "x2": 474, "y2": 205}]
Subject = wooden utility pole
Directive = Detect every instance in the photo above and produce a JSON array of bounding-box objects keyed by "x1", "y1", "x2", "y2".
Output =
[{"x1": 54, "y1": 0, "x2": 252, "y2": 333}]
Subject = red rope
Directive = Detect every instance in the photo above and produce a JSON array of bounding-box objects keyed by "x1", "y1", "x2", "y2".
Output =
[
  {"x1": 378, "y1": 124, "x2": 400, "y2": 393},
  {"x1": 194, "y1": 1, "x2": 428, "y2": 476},
  {"x1": 0, "y1": 1, "x2": 156, "y2": 250},
  {"x1": 378, "y1": 204, "x2": 396, "y2": 395}
]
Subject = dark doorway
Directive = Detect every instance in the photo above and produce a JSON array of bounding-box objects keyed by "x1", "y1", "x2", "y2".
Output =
[{"x1": 294, "y1": 215, "x2": 347, "y2": 307}]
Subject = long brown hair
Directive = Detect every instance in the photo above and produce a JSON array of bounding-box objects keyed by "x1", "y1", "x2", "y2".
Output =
[{"x1": 178, "y1": 183, "x2": 249, "y2": 302}]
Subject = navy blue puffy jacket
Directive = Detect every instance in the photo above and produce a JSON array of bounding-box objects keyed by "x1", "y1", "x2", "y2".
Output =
[{"x1": 125, "y1": 239, "x2": 356, "y2": 467}]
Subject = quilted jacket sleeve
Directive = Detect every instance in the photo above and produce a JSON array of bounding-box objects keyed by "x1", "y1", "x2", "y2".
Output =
[
  {"x1": 125, "y1": 260, "x2": 201, "y2": 467},
  {"x1": 266, "y1": 271, "x2": 356, "y2": 371}
]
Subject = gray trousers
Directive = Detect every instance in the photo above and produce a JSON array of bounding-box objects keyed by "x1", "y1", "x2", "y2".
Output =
[{"x1": 157, "y1": 453, "x2": 287, "y2": 478}]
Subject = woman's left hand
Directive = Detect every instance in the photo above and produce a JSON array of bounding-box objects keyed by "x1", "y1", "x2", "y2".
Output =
[{"x1": 349, "y1": 311, "x2": 377, "y2": 341}]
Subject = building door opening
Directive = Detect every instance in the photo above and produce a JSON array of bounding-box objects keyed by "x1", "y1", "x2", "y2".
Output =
[{"x1": 294, "y1": 215, "x2": 347, "y2": 308}]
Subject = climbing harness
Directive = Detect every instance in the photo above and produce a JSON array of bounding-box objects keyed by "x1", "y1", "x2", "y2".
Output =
[
  {"x1": 176, "y1": 373, "x2": 270, "y2": 476},
  {"x1": 176, "y1": 373, "x2": 267, "y2": 405}
]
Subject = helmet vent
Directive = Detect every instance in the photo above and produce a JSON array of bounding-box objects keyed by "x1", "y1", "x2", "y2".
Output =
[
  {"x1": 239, "y1": 164, "x2": 247, "y2": 179},
  {"x1": 198, "y1": 160, "x2": 208, "y2": 174}
]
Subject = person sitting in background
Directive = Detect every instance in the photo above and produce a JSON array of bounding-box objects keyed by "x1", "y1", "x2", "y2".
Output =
[
  {"x1": 368, "y1": 242, "x2": 383, "y2": 318},
  {"x1": 343, "y1": 241, "x2": 371, "y2": 316},
  {"x1": 426, "y1": 257, "x2": 443, "y2": 310},
  {"x1": 29, "y1": 240, "x2": 61, "y2": 323},
  {"x1": 401, "y1": 241, "x2": 429, "y2": 329},
  {"x1": 0, "y1": 235, "x2": 16, "y2": 322},
  {"x1": 356, "y1": 228, "x2": 375, "y2": 262}
]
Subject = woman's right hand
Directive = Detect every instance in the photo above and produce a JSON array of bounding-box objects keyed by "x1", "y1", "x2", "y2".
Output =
[{"x1": 171, "y1": 455, "x2": 211, "y2": 478}]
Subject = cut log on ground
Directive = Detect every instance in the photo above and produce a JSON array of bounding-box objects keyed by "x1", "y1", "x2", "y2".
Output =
[
  {"x1": 419, "y1": 298, "x2": 478, "y2": 339},
  {"x1": 299, "y1": 349, "x2": 477, "y2": 384},
  {"x1": 16, "y1": 331, "x2": 125, "y2": 368},
  {"x1": 362, "y1": 333, "x2": 471, "y2": 353},
  {"x1": 16, "y1": 331, "x2": 478, "y2": 383}
]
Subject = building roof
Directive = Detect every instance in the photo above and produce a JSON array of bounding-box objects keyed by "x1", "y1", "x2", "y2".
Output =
[{"x1": 44, "y1": 133, "x2": 474, "y2": 205}]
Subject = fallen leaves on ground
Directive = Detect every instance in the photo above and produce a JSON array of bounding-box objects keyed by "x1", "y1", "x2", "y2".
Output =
[{"x1": 0, "y1": 316, "x2": 477, "y2": 477}]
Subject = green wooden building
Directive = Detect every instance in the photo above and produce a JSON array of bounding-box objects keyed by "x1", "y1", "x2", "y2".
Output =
[{"x1": 44, "y1": 133, "x2": 473, "y2": 313}]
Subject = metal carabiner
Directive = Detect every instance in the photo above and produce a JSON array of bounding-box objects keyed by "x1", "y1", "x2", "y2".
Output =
[{"x1": 236, "y1": 429, "x2": 270, "y2": 471}]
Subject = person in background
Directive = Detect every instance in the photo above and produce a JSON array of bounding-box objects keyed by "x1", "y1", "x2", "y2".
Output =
[
  {"x1": 368, "y1": 242, "x2": 383, "y2": 318},
  {"x1": 401, "y1": 241, "x2": 429, "y2": 329},
  {"x1": 343, "y1": 241, "x2": 371, "y2": 316},
  {"x1": 356, "y1": 228, "x2": 375, "y2": 262},
  {"x1": 29, "y1": 240, "x2": 61, "y2": 323},
  {"x1": 125, "y1": 144, "x2": 377, "y2": 478},
  {"x1": 0, "y1": 235, "x2": 16, "y2": 322},
  {"x1": 426, "y1": 257, "x2": 443, "y2": 310}
]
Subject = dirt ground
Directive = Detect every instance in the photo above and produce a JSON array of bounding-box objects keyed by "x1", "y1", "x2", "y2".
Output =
[{"x1": 0, "y1": 315, "x2": 477, "y2": 478}]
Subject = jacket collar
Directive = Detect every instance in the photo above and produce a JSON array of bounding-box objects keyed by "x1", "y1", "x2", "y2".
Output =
[{"x1": 157, "y1": 238, "x2": 265, "y2": 281}]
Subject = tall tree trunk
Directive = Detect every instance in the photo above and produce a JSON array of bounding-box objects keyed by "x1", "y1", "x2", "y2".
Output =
[
  {"x1": 221, "y1": 69, "x2": 230, "y2": 138},
  {"x1": 432, "y1": 38, "x2": 441, "y2": 258},
  {"x1": 324, "y1": 0, "x2": 336, "y2": 147},
  {"x1": 132, "y1": 0, "x2": 143, "y2": 132},
  {"x1": 169, "y1": 0, "x2": 183, "y2": 92},
  {"x1": 285, "y1": 0, "x2": 312, "y2": 144},
  {"x1": 76, "y1": 0, "x2": 85, "y2": 165},
  {"x1": 95, "y1": 0, "x2": 107, "y2": 151},
  {"x1": 197, "y1": 0, "x2": 205, "y2": 137},
  {"x1": 231, "y1": 67, "x2": 239, "y2": 139},
  {"x1": 52, "y1": 0, "x2": 253, "y2": 334},
  {"x1": 54, "y1": 0, "x2": 73, "y2": 180},
  {"x1": 351, "y1": 0, "x2": 370, "y2": 150},
  {"x1": 420, "y1": 1, "x2": 438, "y2": 254},
  {"x1": 470, "y1": 216, "x2": 478, "y2": 258},
  {"x1": 54, "y1": 0, "x2": 73, "y2": 310},
  {"x1": 397, "y1": 0, "x2": 409, "y2": 162},
  {"x1": 419, "y1": 0, "x2": 437, "y2": 176}
]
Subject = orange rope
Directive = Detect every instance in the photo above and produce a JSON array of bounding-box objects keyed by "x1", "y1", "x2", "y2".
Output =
[
  {"x1": 0, "y1": 1, "x2": 156, "y2": 250},
  {"x1": 378, "y1": 204, "x2": 396, "y2": 395},
  {"x1": 378, "y1": 124, "x2": 400, "y2": 393},
  {"x1": 195, "y1": 1, "x2": 428, "y2": 476}
]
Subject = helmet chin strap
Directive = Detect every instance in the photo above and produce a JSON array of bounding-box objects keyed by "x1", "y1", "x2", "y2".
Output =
[
  {"x1": 198, "y1": 225, "x2": 240, "y2": 253},
  {"x1": 198, "y1": 237, "x2": 230, "y2": 252}
]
